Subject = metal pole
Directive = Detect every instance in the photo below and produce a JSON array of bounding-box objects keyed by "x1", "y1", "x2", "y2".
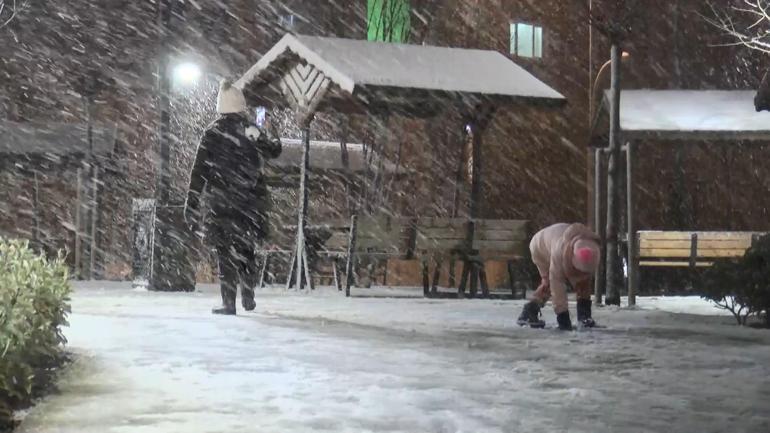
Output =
[
  {"x1": 89, "y1": 166, "x2": 100, "y2": 279},
  {"x1": 85, "y1": 98, "x2": 94, "y2": 280},
  {"x1": 604, "y1": 44, "x2": 622, "y2": 306},
  {"x1": 626, "y1": 141, "x2": 637, "y2": 306},
  {"x1": 74, "y1": 167, "x2": 82, "y2": 279},
  {"x1": 345, "y1": 214, "x2": 358, "y2": 297},
  {"x1": 157, "y1": 0, "x2": 172, "y2": 204},
  {"x1": 295, "y1": 119, "x2": 312, "y2": 289},
  {"x1": 593, "y1": 147, "x2": 605, "y2": 304},
  {"x1": 465, "y1": 118, "x2": 483, "y2": 296},
  {"x1": 33, "y1": 170, "x2": 41, "y2": 247}
]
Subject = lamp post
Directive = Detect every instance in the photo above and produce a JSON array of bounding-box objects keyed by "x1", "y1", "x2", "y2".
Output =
[
  {"x1": 589, "y1": 51, "x2": 629, "y2": 305},
  {"x1": 149, "y1": 0, "x2": 196, "y2": 292},
  {"x1": 589, "y1": 52, "x2": 629, "y2": 122}
]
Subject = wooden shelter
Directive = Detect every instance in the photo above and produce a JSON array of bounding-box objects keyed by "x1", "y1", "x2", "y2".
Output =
[
  {"x1": 594, "y1": 89, "x2": 770, "y2": 301},
  {"x1": 235, "y1": 34, "x2": 565, "y2": 292},
  {"x1": 0, "y1": 120, "x2": 117, "y2": 278}
]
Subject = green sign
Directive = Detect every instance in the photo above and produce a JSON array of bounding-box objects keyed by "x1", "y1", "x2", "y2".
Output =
[{"x1": 367, "y1": 0, "x2": 411, "y2": 43}]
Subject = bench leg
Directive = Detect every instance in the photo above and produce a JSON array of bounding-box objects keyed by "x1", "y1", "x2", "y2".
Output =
[
  {"x1": 333, "y1": 258, "x2": 341, "y2": 291},
  {"x1": 286, "y1": 250, "x2": 297, "y2": 290},
  {"x1": 469, "y1": 264, "x2": 479, "y2": 298},
  {"x1": 458, "y1": 261, "x2": 470, "y2": 298},
  {"x1": 302, "y1": 246, "x2": 314, "y2": 291},
  {"x1": 258, "y1": 254, "x2": 269, "y2": 289},
  {"x1": 479, "y1": 263, "x2": 489, "y2": 298},
  {"x1": 431, "y1": 258, "x2": 441, "y2": 294},
  {"x1": 507, "y1": 260, "x2": 516, "y2": 299},
  {"x1": 448, "y1": 256, "x2": 456, "y2": 288}
]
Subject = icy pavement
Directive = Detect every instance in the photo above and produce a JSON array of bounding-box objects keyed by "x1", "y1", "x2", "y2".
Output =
[{"x1": 18, "y1": 283, "x2": 770, "y2": 433}]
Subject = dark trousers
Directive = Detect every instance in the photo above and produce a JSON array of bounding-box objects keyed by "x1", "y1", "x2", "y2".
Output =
[{"x1": 209, "y1": 222, "x2": 259, "y2": 309}]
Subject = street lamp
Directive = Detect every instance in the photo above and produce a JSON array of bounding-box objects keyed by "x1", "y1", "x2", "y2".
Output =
[
  {"x1": 172, "y1": 62, "x2": 202, "y2": 88},
  {"x1": 589, "y1": 51, "x2": 630, "y2": 122}
]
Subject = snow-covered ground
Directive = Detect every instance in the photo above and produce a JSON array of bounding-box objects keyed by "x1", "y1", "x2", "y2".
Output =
[{"x1": 17, "y1": 282, "x2": 770, "y2": 433}]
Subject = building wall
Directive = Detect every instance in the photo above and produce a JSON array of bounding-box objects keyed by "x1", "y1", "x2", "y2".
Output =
[{"x1": 2, "y1": 0, "x2": 769, "y2": 283}]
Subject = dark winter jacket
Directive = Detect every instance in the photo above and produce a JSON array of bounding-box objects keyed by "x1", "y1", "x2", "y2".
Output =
[{"x1": 185, "y1": 113, "x2": 282, "y2": 234}]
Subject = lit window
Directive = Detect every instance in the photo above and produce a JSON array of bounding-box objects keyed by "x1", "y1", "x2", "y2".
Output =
[
  {"x1": 510, "y1": 22, "x2": 543, "y2": 59},
  {"x1": 279, "y1": 13, "x2": 296, "y2": 29},
  {"x1": 367, "y1": 0, "x2": 411, "y2": 43}
]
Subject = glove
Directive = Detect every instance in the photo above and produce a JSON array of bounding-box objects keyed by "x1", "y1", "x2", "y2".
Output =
[{"x1": 245, "y1": 125, "x2": 261, "y2": 142}]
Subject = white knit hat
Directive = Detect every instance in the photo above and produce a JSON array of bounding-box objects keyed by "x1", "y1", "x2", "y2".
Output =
[
  {"x1": 216, "y1": 79, "x2": 247, "y2": 114},
  {"x1": 572, "y1": 239, "x2": 600, "y2": 274}
]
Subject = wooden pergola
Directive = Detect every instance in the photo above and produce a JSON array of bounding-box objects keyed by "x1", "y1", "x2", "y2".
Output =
[
  {"x1": 0, "y1": 120, "x2": 117, "y2": 278},
  {"x1": 235, "y1": 34, "x2": 565, "y2": 291},
  {"x1": 594, "y1": 89, "x2": 770, "y2": 299}
]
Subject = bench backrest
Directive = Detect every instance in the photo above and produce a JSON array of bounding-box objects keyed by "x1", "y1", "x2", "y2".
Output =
[
  {"x1": 638, "y1": 231, "x2": 760, "y2": 260},
  {"x1": 323, "y1": 215, "x2": 414, "y2": 257},
  {"x1": 474, "y1": 219, "x2": 530, "y2": 259},
  {"x1": 415, "y1": 218, "x2": 530, "y2": 259}
]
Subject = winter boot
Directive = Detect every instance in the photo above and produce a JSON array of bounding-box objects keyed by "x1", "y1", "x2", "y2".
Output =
[
  {"x1": 242, "y1": 294, "x2": 256, "y2": 312},
  {"x1": 577, "y1": 299, "x2": 596, "y2": 328},
  {"x1": 556, "y1": 311, "x2": 573, "y2": 331},
  {"x1": 517, "y1": 301, "x2": 546, "y2": 328},
  {"x1": 212, "y1": 306, "x2": 236, "y2": 315},
  {"x1": 213, "y1": 280, "x2": 237, "y2": 315}
]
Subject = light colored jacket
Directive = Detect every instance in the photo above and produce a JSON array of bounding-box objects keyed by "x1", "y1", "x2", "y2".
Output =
[{"x1": 529, "y1": 223, "x2": 600, "y2": 313}]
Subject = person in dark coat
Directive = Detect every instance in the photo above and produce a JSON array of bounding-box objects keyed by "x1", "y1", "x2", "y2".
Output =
[{"x1": 185, "y1": 79, "x2": 282, "y2": 315}]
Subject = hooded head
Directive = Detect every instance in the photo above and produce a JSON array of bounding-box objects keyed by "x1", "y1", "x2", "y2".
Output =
[
  {"x1": 572, "y1": 238, "x2": 600, "y2": 274},
  {"x1": 216, "y1": 79, "x2": 247, "y2": 115}
]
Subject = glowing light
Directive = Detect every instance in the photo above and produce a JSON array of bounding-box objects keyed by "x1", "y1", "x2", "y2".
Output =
[{"x1": 173, "y1": 62, "x2": 202, "y2": 87}]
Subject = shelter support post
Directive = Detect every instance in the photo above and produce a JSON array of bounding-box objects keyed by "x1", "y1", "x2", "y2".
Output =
[
  {"x1": 279, "y1": 61, "x2": 330, "y2": 290},
  {"x1": 287, "y1": 118, "x2": 314, "y2": 290},
  {"x1": 344, "y1": 214, "x2": 358, "y2": 297},
  {"x1": 458, "y1": 103, "x2": 495, "y2": 299},
  {"x1": 593, "y1": 147, "x2": 606, "y2": 304},
  {"x1": 89, "y1": 166, "x2": 100, "y2": 279},
  {"x1": 74, "y1": 166, "x2": 83, "y2": 279},
  {"x1": 604, "y1": 44, "x2": 623, "y2": 306},
  {"x1": 625, "y1": 141, "x2": 637, "y2": 306},
  {"x1": 32, "y1": 171, "x2": 41, "y2": 247}
]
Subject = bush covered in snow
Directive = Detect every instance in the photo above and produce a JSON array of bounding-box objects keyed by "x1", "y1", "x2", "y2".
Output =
[
  {"x1": 701, "y1": 234, "x2": 770, "y2": 327},
  {"x1": 0, "y1": 239, "x2": 71, "y2": 430}
]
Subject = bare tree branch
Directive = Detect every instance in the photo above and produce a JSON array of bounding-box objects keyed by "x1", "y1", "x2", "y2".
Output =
[
  {"x1": 0, "y1": 0, "x2": 29, "y2": 30},
  {"x1": 705, "y1": 0, "x2": 770, "y2": 54}
]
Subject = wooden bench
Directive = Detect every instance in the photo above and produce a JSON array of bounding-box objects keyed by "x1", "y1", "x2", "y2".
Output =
[
  {"x1": 256, "y1": 216, "x2": 531, "y2": 299},
  {"x1": 415, "y1": 218, "x2": 530, "y2": 298},
  {"x1": 257, "y1": 215, "x2": 416, "y2": 291},
  {"x1": 336, "y1": 215, "x2": 416, "y2": 293},
  {"x1": 637, "y1": 231, "x2": 761, "y2": 269}
]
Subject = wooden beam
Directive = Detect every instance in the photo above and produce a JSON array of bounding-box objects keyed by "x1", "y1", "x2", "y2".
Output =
[
  {"x1": 639, "y1": 248, "x2": 747, "y2": 258},
  {"x1": 639, "y1": 239, "x2": 752, "y2": 249},
  {"x1": 639, "y1": 261, "x2": 714, "y2": 267}
]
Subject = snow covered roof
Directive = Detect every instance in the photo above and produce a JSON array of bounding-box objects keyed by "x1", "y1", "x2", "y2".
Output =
[
  {"x1": 267, "y1": 138, "x2": 399, "y2": 173},
  {"x1": 0, "y1": 121, "x2": 117, "y2": 156},
  {"x1": 236, "y1": 34, "x2": 565, "y2": 113},
  {"x1": 601, "y1": 90, "x2": 770, "y2": 141}
]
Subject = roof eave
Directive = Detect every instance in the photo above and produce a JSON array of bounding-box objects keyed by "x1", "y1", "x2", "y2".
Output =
[{"x1": 236, "y1": 34, "x2": 356, "y2": 95}]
